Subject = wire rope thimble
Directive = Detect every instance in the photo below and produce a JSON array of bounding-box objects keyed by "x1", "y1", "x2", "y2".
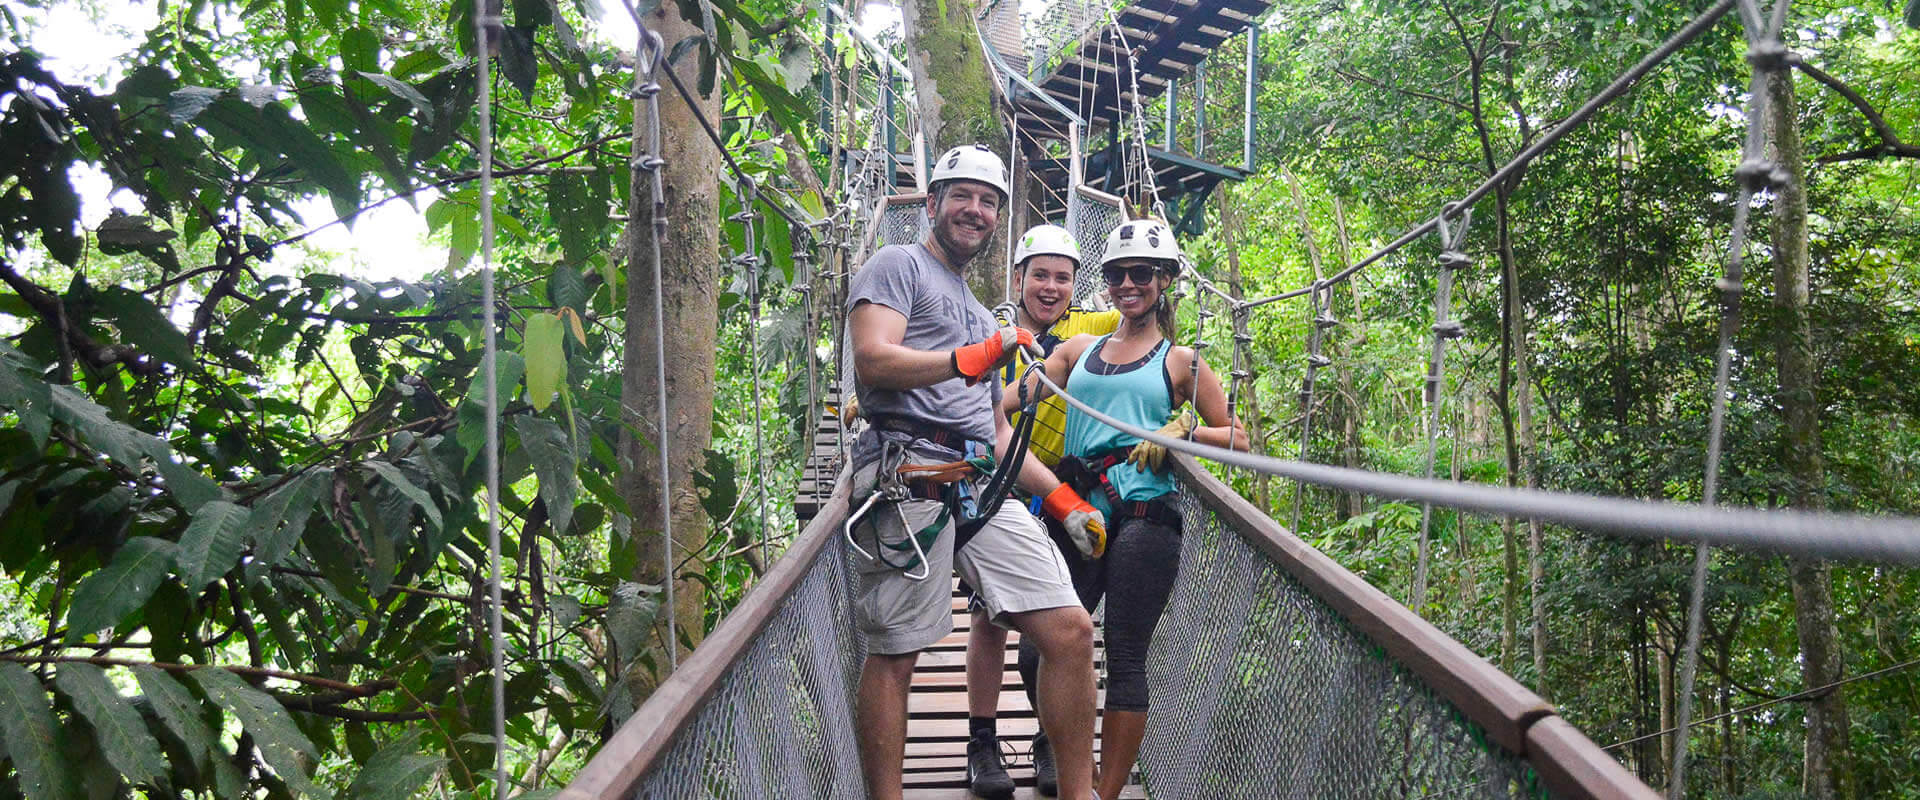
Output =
[{"x1": 634, "y1": 28, "x2": 666, "y2": 81}]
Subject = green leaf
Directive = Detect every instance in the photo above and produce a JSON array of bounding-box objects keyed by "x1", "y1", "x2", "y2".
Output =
[
  {"x1": 190, "y1": 669, "x2": 323, "y2": 798},
  {"x1": 355, "y1": 72, "x2": 436, "y2": 125},
  {"x1": 66, "y1": 537, "x2": 178, "y2": 640},
  {"x1": 45, "y1": 385, "x2": 218, "y2": 509},
  {"x1": 548, "y1": 263, "x2": 588, "y2": 314},
  {"x1": 363, "y1": 460, "x2": 443, "y2": 529},
  {"x1": 132, "y1": 666, "x2": 237, "y2": 788},
  {"x1": 52, "y1": 664, "x2": 169, "y2": 790},
  {"x1": 167, "y1": 86, "x2": 223, "y2": 123},
  {"x1": 514, "y1": 415, "x2": 576, "y2": 534},
  {"x1": 499, "y1": 27, "x2": 539, "y2": 103},
  {"x1": 248, "y1": 469, "x2": 332, "y2": 565},
  {"x1": 345, "y1": 731, "x2": 445, "y2": 800},
  {"x1": 548, "y1": 172, "x2": 603, "y2": 264},
  {"x1": 521, "y1": 313, "x2": 565, "y2": 411},
  {"x1": 339, "y1": 27, "x2": 381, "y2": 75},
  {"x1": 0, "y1": 663, "x2": 77, "y2": 800},
  {"x1": 175, "y1": 500, "x2": 250, "y2": 589}
]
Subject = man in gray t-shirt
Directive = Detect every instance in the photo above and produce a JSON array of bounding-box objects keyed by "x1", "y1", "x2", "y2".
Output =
[{"x1": 844, "y1": 145, "x2": 1101, "y2": 800}]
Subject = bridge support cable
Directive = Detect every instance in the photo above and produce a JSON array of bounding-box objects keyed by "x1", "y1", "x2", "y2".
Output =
[
  {"x1": 1291, "y1": 284, "x2": 1334, "y2": 534},
  {"x1": 1414, "y1": 208, "x2": 1473, "y2": 610},
  {"x1": 1670, "y1": 0, "x2": 1797, "y2": 793},
  {"x1": 729, "y1": 178, "x2": 773, "y2": 565},
  {"x1": 617, "y1": 5, "x2": 678, "y2": 670},
  {"x1": 471, "y1": 1, "x2": 508, "y2": 794},
  {"x1": 1028, "y1": 368, "x2": 1920, "y2": 564}
]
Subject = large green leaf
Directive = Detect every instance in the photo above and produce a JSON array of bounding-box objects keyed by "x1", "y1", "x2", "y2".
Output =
[
  {"x1": 521, "y1": 312, "x2": 565, "y2": 411},
  {"x1": 131, "y1": 665, "x2": 243, "y2": 794},
  {"x1": 0, "y1": 662, "x2": 77, "y2": 800},
  {"x1": 52, "y1": 663, "x2": 169, "y2": 790},
  {"x1": 548, "y1": 172, "x2": 604, "y2": 265},
  {"x1": 190, "y1": 669, "x2": 324, "y2": 798},
  {"x1": 345, "y1": 731, "x2": 446, "y2": 800},
  {"x1": 247, "y1": 469, "x2": 332, "y2": 565},
  {"x1": 363, "y1": 460, "x2": 443, "y2": 529},
  {"x1": 175, "y1": 500, "x2": 251, "y2": 589},
  {"x1": 514, "y1": 415, "x2": 576, "y2": 534},
  {"x1": 46, "y1": 384, "x2": 220, "y2": 510},
  {"x1": 66, "y1": 537, "x2": 178, "y2": 641}
]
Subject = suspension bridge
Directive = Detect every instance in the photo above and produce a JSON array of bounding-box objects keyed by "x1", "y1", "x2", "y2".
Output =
[{"x1": 463, "y1": 0, "x2": 1920, "y2": 798}]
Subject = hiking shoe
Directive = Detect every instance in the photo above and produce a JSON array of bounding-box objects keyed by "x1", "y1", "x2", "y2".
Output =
[
  {"x1": 1033, "y1": 730, "x2": 1057, "y2": 796},
  {"x1": 966, "y1": 736, "x2": 1015, "y2": 799}
]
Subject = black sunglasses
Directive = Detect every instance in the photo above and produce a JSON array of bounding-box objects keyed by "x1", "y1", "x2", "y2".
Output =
[{"x1": 1101, "y1": 263, "x2": 1160, "y2": 287}]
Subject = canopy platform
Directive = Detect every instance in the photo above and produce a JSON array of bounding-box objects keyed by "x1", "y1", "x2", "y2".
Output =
[{"x1": 557, "y1": 453, "x2": 1656, "y2": 800}]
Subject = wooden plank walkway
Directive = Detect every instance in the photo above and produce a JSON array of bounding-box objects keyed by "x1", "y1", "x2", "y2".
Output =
[{"x1": 900, "y1": 581, "x2": 1144, "y2": 799}]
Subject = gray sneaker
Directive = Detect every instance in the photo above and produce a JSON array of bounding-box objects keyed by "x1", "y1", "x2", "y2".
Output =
[
  {"x1": 967, "y1": 736, "x2": 1015, "y2": 800},
  {"x1": 1032, "y1": 730, "x2": 1057, "y2": 796}
]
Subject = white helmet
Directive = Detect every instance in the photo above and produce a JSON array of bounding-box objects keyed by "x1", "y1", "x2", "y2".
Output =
[
  {"x1": 930, "y1": 144, "x2": 1009, "y2": 199},
  {"x1": 1102, "y1": 219, "x2": 1182, "y2": 275},
  {"x1": 1014, "y1": 224, "x2": 1080, "y2": 267}
]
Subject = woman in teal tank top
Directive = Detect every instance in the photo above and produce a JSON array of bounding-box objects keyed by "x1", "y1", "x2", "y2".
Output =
[{"x1": 1026, "y1": 219, "x2": 1246, "y2": 800}]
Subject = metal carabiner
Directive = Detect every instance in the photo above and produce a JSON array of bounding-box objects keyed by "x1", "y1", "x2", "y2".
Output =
[{"x1": 891, "y1": 502, "x2": 932, "y2": 582}]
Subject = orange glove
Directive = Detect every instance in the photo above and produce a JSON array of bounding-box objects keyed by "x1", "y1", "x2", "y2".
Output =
[
  {"x1": 1042, "y1": 484, "x2": 1107, "y2": 558},
  {"x1": 951, "y1": 327, "x2": 1036, "y2": 385}
]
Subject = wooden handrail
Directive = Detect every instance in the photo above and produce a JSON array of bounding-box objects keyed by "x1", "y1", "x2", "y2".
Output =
[
  {"x1": 556, "y1": 485, "x2": 853, "y2": 800},
  {"x1": 1170, "y1": 453, "x2": 1657, "y2": 800}
]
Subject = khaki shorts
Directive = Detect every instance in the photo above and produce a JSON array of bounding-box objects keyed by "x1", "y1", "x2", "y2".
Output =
[{"x1": 849, "y1": 470, "x2": 1079, "y2": 655}]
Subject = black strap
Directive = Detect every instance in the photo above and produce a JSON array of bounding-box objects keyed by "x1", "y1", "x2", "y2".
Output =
[
  {"x1": 953, "y1": 373, "x2": 1042, "y2": 551},
  {"x1": 1114, "y1": 495, "x2": 1181, "y2": 527},
  {"x1": 871, "y1": 414, "x2": 985, "y2": 452}
]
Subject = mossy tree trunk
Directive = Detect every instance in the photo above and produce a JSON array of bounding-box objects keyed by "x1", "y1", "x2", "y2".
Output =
[
  {"x1": 618, "y1": 3, "x2": 720, "y2": 701},
  {"x1": 1767, "y1": 67, "x2": 1853, "y2": 800}
]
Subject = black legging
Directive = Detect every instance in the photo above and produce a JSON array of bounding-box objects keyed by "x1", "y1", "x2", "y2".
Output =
[{"x1": 1018, "y1": 503, "x2": 1182, "y2": 713}]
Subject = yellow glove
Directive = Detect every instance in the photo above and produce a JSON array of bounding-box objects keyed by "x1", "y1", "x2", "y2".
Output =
[{"x1": 1127, "y1": 409, "x2": 1196, "y2": 474}]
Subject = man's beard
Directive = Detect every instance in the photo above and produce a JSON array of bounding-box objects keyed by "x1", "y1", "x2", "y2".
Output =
[{"x1": 933, "y1": 216, "x2": 989, "y2": 265}]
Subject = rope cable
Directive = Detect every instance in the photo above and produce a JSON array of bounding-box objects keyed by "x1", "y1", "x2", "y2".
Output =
[
  {"x1": 1025, "y1": 368, "x2": 1920, "y2": 564},
  {"x1": 732, "y1": 178, "x2": 772, "y2": 569},
  {"x1": 1290, "y1": 284, "x2": 1332, "y2": 534},
  {"x1": 1605, "y1": 655, "x2": 1920, "y2": 753},
  {"x1": 617, "y1": 11, "x2": 679, "y2": 670},
  {"x1": 470, "y1": 2, "x2": 507, "y2": 795},
  {"x1": 1414, "y1": 207, "x2": 1473, "y2": 610},
  {"x1": 1670, "y1": 0, "x2": 1794, "y2": 792}
]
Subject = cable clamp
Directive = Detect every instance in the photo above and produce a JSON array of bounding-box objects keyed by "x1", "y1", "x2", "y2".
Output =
[
  {"x1": 1713, "y1": 277, "x2": 1744, "y2": 294},
  {"x1": 1307, "y1": 354, "x2": 1333, "y2": 368},
  {"x1": 1314, "y1": 313, "x2": 1339, "y2": 329},
  {"x1": 1438, "y1": 250, "x2": 1473, "y2": 271},
  {"x1": 1733, "y1": 158, "x2": 1789, "y2": 192},
  {"x1": 1745, "y1": 41, "x2": 1789, "y2": 71},
  {"x1": 1432, "y1": 320, "x2": 1467, "y2": 339}
]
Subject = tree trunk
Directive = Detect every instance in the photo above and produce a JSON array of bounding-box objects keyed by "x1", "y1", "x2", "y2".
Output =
[
  {"x1": 1768, "y1": 67, "x2": 1853, "y2": 800},
  {"x1": 901, "y1": 0, "x2": 1011, "y2": 302},
  {"x1": 618, "y1": 4, "x2": 721, "y2": 698}
]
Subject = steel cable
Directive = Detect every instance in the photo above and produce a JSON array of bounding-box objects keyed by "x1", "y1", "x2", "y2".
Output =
[
  {"x1": 1669, "y1": 0, "x2": 1795, "y2": 792},
  {"x1": 1026, "y1": 368, "x2": 1920, "y2": 564},
  {"x1": 470, "y1": 1, "x2": 508, "y2": 795},
  {"x1": 1414, "y1": 207, "x2": 1473, "y2": 609}
]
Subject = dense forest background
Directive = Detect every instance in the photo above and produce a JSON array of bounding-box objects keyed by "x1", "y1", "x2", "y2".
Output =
[{"x1": 0, "y1": 0, "x2": 1915, "y2": 797}]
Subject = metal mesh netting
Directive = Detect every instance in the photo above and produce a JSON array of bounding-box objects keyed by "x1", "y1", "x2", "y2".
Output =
[
  {"x1": 881, "y1": 199, "x2": 927, "y2": 248},
  {"x1": 1138, "y1": 474, "x2": 1545, "y2": 800},
  {"x1": 1024, "y1": 0, "x2": 1120, "y2": 80},
  {"x1": 1070, "y1": 187, "x2": 1124, "y2": 304},
  {"x1": 633, "y1": 544, "x2": 867, "y2": 800}
]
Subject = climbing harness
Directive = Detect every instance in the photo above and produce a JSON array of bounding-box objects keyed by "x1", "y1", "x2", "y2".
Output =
[
  {"x1": 843, "y1": 359, "x2": 1045, "y2": 579},
  {"x1": 1055, "y1": 448, "x2": 1182, "y2": 527}
]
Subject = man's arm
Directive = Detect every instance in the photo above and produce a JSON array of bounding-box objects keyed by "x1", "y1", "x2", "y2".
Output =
[{"x1": 848, "y1": 302, "x2": 961, "y2": 391}]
